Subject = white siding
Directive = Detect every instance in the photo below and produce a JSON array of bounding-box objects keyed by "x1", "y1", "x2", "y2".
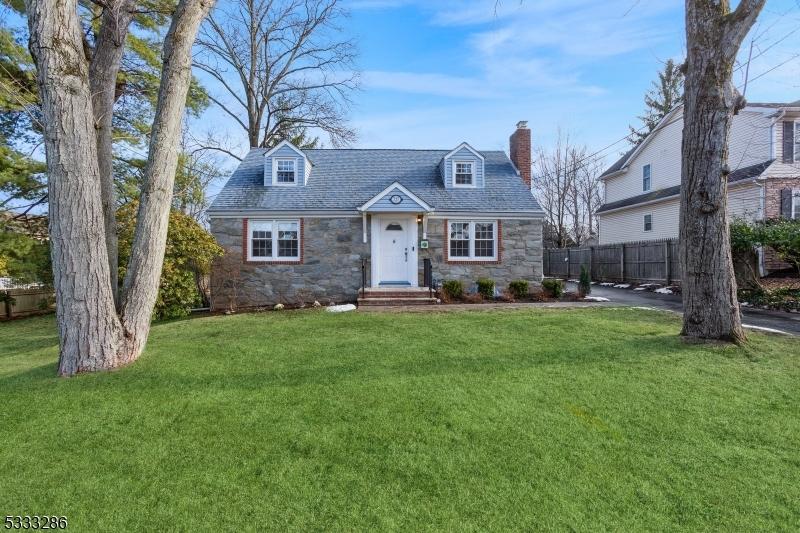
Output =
[
  {"x1": 604, "y1": 109, "x2": 774, "y2": 204},
  {"x1": 599, "y1": 199, "x2": 680, "y2": 244},
  {"x1": 604, "y1": 115, "x2": 683, "y2": 203},
  {"x1": 599, "y1": 182, "x2": 763, "y2": 244},
  {"x1": 764, "y1": 111, "x2": 800, "y2": 179},
  {"x1": 728, "y1": 182, "x2": 763, "y2": 222}
]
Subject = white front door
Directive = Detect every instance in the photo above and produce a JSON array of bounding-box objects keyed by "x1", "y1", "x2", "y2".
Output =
[{"x1": 372, "y1": 215, "x2": 418, "y2": 286}]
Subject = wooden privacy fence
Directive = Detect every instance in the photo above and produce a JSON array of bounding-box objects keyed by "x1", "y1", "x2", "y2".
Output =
[
  {"x1": 543, "y1": 239, "x2": 682, "y2": 284},
  {"x1": 2, "y1": 288, "x2": 54, "y2": 319}
]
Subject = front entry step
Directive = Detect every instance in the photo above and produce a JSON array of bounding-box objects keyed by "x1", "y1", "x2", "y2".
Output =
[{"x1": 357, "y1": 287, "x2": 437, "y2": 306}]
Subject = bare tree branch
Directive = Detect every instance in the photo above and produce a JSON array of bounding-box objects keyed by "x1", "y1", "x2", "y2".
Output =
[{"x1": 195, "y1": 0, "x2": 359, "y2": 148}]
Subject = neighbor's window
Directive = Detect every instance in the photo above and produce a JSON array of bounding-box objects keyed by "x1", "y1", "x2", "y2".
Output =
[
  {"x1": 792, "y1": 189, "x2": 800, "y2": 219},
  {"x1": 275, "y1": 159, "x2": 296, "y2": 184},
  {"x1": 448, "y1": 221, "x2": 497, "y2": 260},
  {"x1": 248, "y1": 220, "x2": 300, "y2": 261},
  {"x1": 454, "y1": 161, "x2": 474, "y2": 186},
  {"x1": 795, "y1": 122, "x2": 800, "y2": 163},
  {"x1": 643, "y1": 164, "x2": 651, "y2": 191},
  {"x1": 644, "y1": 214, "x2": 653, "y2": 232}
]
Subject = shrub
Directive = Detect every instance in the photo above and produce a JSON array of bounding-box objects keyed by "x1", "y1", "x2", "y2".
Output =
[
  {"x1": 118, "y1": 203, "x2": 223, "y2": 320},
  {"x1": 541, "y1": 278, "x2": 564, "y2": 299},
  {"x1": 476, "y1": 278, "x2": 495, "y2": 299},
  {"x1": 508, "y1": 279, "x2": 529, "y2": 299},
  {"x1": 441, "y1": 280, "x2": 464, "y2": 300},
  {"x1": 578, "y1": 265, "x2": 591, "y2": 296}
]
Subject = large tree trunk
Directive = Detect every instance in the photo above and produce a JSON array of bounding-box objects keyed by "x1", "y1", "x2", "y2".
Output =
[
  {"x1": 680, "y1": 0, "x2": 765, "y2": 343},
  {"x1": 88, "y1": 0, "x2": 137, "y2": 306},
  {"x1": 26, "y1": 0, "x2": 123, "y2": 375},
  {"x1": 117, "y1": 0, "x2": 216, "y2": 361},
  {"x1": 28, "y1": 0, "x2": 215, "y2": 376}
]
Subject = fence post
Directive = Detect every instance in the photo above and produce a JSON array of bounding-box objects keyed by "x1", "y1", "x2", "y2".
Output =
[
  {"x1": 588, "y1": 246, "x2": 594, "y2": 281},
  {"x1": 664, "y1": 241, "x2": 671, "y2": 286},
  {"x1": 567, "y1": 249, "x2": 572, "y2": 280},
  {"x1": 619, "y1": 244, "x2": 625, "y2": 282}
]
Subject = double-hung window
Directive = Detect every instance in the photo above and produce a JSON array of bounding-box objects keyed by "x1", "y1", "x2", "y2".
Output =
[
  {"x1": 643, "y1": 214, "x2": 653, "y2": 232},
  {"x1": 448, "y1": 221, "x2": 497, "y2": 260},
  {"x1": 454, "y1": 161, "x2": 475, "y2": 187},
  {"x1": 642, "y1": 164, "x2": 651, "y2": 191},
  {"x1": 275, "y1": 159, "x2": 296, "y2": 184},
  {"x1": 795, "y1": 122, "x2": 800, "y2": 163},
  {"x1": 792, "y1": 189, "x2": 800, "y2": 219},
  {"x1": 248, "y1": 220, "x2": 300, "y2": 261}
]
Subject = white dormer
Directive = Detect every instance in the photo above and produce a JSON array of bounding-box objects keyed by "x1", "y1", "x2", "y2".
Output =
[
  {"x1": 263, "y1": 140, "x2": 311, "y2": 186},
  {"x1": 439, "y1": 142, "x2": 485, "y2": 189}
]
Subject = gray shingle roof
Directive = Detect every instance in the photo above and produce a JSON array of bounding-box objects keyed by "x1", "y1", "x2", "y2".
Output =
[
  {"x1": 596, "y1": 159, "x2": 773, "y2": 214},
  {"x1": 600, "y1": 147, "x2": 636, "y2": 178},
  {"x1": 209, "y1": 148, "x2": 543, "y2": 214}
]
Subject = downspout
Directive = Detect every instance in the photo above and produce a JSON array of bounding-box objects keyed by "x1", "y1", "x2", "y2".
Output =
[{"x1": 755, "y1": 177, "x2": 767, "y2": 277}]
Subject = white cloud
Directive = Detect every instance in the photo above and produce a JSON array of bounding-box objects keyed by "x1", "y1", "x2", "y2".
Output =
[{"x1": 362, "y1": 71, "x2": 498, "y2": 99}]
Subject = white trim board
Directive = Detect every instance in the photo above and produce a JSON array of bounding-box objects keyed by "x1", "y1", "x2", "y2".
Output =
[{"x1": 358, "y1": 181, "x2": 434, "y2": 212}]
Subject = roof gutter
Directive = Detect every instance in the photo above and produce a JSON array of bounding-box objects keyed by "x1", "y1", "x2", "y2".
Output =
[{"x1": 596, "y1": 178, "x2": 761, "y2": 216}]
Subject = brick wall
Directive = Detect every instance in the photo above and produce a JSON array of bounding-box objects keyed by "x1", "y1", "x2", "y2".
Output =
[{"x1": 763, "y1": 177, "x2": 800, "y2": 272}]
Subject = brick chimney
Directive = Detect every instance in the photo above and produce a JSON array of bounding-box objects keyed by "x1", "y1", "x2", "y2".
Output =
[{"x1": 509, "y1": 121, "x2": 531, "y2": 188}]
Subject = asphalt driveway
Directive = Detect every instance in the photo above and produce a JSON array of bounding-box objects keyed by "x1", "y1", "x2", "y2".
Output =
[{"x1": 572, "y1": 282, "x2": 800, "y2": 336}]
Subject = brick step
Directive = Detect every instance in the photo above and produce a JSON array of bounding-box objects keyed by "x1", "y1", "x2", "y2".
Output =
[
  {"x1": 359, "y1": 291, "x2": 434, "y2": 298},
  {"x1": 357, "y1": 297, "x2": 437, "y2": 306}
]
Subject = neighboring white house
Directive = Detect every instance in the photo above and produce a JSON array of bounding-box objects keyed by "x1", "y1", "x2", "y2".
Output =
[{"x1": 597, "y1": 101, "x2": 800, "y2": 273}]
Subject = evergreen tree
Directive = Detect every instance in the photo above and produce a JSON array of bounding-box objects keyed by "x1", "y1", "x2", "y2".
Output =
[{"x1": 628, "y1": 59, "x2": 683, "y2": 147}]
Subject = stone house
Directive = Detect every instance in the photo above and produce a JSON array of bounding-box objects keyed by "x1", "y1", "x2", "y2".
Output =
[
  {"x1": 597, "y1": 100, "x2": 800, "y2": 274},
  {"x1": 208, "y1": 122, "x2": 544, "y2": 309}
]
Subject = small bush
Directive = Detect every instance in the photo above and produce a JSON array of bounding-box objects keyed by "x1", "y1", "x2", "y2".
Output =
[
  {"x1": 441, "y1": 280, "x2": 464, "y2": 300},
  {"x1": 578, "y1": 265, "x2": 591, "y2": 296},
  {"x1": 476, "y1": 278, "x2": 495, "y2": 299},
  {"x1": 508, "y1": 280, "x2": 529, "y2": 300},
  {"x1": 541, "y1": 278, "x2": 564, "y2": 298}
]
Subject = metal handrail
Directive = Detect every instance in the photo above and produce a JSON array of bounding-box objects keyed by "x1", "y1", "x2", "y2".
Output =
[
  {"x1": 423, "y1": 258, "x2": 432, "y2": 298},
  {"x1": 361, "y1": 257, "x2": 368, "y2": 296}
]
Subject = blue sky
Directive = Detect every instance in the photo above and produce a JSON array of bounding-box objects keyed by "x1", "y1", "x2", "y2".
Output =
[{"x1": 213, "y1": 0, "x2": 796, "y2": 169}]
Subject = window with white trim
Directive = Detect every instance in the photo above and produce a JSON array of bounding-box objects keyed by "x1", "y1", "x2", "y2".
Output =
[
  {"x1": 643, "y1": 214, "x2": 653, "y2": 232},
  {"x1": 275, "y1": 159, "x2": 296, "y2": 184},
  {"x1": 248, "y1": 220, "x2": 300, "y2": 261},
  {"x1": 792, "y1": 189, "x2": 800, "y2": 219},
  {"x1": 448, "y1": 221, "x2": 497, "y2": 260},
  {"x1": 454, "y1": 161, "x2": 475, "y2": 186},
  {"x1": 642, "y1": 164, "x2": 651, "y2": 191},
  {"x1": 795, "y1": 122, "x2": 800, "y2": 163}
]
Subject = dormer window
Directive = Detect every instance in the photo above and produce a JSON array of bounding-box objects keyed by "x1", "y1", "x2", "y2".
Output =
[
  {"x1": 275, "y1": 158, "x2": 296, "y2": 184},
  {"x1": 454, "y1": 161, "x2": 475, "y2": 187}
]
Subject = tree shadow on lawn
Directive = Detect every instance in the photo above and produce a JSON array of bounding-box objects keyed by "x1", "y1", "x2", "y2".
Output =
[{"x1": 0, "y1": 333, "x2": 716, "y2": 394}]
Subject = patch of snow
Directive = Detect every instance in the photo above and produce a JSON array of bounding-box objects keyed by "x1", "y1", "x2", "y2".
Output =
[
  {"x1": 312, "y1": 300, "x2": 322, "y2": 307},
  {"x1": 327, "y1": 304, "x2": 356, "y2": 313},
  {"x1": 743, "y1": 324, "x2": 791, "y2": 336},
  {"x1": 567, "y1": 279, "x2": 579, "y2": 283},
  {"x1": 639, "y1": 283, "x2": 658, "y2": 288},
  {"x1": 600, "y1": 282, "x2": 615, "y2": 287},
  {"x1": 613, "y1": 284, "x2": 631, "y2": 289},
  {"x1": 631, "y1": 306, "x2": 661, "y2": 312},
  {"x1": 655, "y1": 288, "x2": 673, "y2": 294},
  {"x1": 634, "y1": 287, "x2": 647, "y2": 291},
  {"x1": 273, "y1": 303, "x2": 284, "y2": 310},
  {"x1": 583, "y1": 296, "x2": 610, "y2": 302}
]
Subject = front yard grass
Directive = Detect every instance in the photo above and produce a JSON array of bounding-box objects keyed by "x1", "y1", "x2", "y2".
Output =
[{"x1": 1, "y1": 308, "x2": 798, "y2": 531}]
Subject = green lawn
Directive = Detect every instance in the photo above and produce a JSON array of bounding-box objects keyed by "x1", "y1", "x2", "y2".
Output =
[{"x1": 1, "y1": 308, "x2": 798, "y2": 531}]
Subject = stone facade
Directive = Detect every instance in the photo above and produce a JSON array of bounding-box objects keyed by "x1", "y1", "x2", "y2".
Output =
[
  {"x1": 210, "y1": 217, "x2": 370, "y2": 310},
  {"x1": 418, "y1": 218, "x2": 543, "y2": 289},
  {"x1": 210, "y1": 216, "x2": 543, "y2": 309}
]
